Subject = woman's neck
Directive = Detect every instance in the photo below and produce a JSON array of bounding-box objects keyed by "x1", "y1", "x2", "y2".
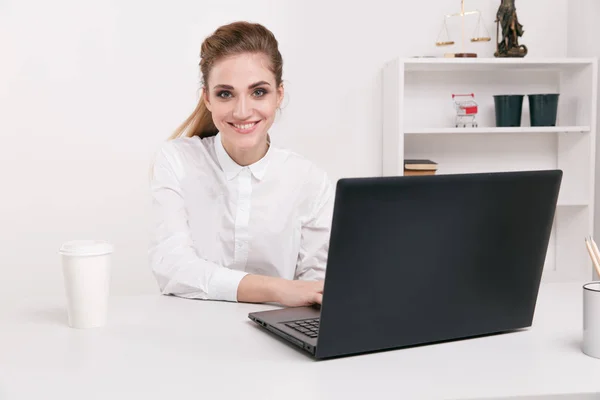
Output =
[{"x1": 223, "y1": 139, "x2": 269, "y2": 167}]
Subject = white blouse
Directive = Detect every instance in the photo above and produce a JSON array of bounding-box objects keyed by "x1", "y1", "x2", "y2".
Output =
[{"x1": 148, "y1": 133, "x2": 334, "y2": 302}]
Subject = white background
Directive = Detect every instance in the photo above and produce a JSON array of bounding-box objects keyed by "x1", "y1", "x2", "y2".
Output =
[{"x1": 0, "y1": 0, "x2": 597, "y2": 298}]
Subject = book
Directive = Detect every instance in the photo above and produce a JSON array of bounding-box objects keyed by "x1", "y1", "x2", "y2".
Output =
[
  {"x1": 404, "y1": 169, "x2": 436, "y2": 176},
  {"x1": 404, "y1": 159, "x2": 438, "y2": 171}
]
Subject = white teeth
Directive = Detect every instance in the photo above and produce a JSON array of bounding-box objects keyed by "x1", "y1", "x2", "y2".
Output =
[{"x1": 233, "y1": 122, "x2": 257, "y2": 130}]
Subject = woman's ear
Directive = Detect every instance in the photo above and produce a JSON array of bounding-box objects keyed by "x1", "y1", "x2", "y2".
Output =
[
  {"x1": 203, "y1": 88, "x2": 212, "y2": 112},
  {"x1": 277, "y1": 83, "x2": 284, "y2": 108}
]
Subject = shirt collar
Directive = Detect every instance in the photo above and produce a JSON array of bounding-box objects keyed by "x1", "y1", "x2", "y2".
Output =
[{"x1": 214, "y1": 133, "x2": 271, "y2": 181}]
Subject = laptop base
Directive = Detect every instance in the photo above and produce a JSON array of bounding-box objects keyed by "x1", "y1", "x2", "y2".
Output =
[{"x1": 249, "y1": 306, "x2": 320, "y2": 356}]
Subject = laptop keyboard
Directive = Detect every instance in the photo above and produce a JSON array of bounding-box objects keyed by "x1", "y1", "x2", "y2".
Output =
[{"x1": 284, "y1": 318, "x2": 320, "y2": 338}]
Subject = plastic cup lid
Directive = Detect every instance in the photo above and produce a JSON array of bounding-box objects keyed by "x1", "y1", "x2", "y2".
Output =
[{"x1": 59, "y1": 240, "x2": 113, "y2": 257}]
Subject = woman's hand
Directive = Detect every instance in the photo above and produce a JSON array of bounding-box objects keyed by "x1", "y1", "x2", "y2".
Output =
[
  {"x1": 237, "y1": 275, "x2": 323, "y2": 307},
  {"x1": 273, "y1": 279, "x2": 324, "y2": 307}
]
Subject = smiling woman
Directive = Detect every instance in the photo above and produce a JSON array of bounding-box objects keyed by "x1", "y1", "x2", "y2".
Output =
[
  {"x1": 203, "y1": 54, "x2": 282, "y2": 167},
  {"x1": 148, "y1": 21, "x2": 334, "y2": 307}
]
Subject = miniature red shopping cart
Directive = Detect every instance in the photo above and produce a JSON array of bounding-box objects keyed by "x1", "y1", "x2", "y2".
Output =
[{"x1": 452, "y1": 93, "x2": 478, "y2": 127}]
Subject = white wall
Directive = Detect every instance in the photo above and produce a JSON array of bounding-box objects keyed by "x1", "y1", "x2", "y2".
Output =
[
  {"x1": 566, "y1": 1, "x2": 600, "y2": 253},
  {"x1": 0, "y1": 0, "x2": 571, "y2": 298}
]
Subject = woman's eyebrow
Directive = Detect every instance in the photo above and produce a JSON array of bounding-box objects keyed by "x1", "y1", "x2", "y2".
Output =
[
  {"x1": 248, "y1": 81, "x2": 270, "y2": 89},
  {"x1": 213, "y1": 84, "x2": 234, "y2": 90},
  {"x1": 213, "y1": 81, "x2": 271, "y2": 90}
]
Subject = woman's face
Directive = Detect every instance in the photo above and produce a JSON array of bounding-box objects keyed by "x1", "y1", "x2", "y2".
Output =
[{"x1": 204, "y1": 52, "x2": 283, "y2": 157}]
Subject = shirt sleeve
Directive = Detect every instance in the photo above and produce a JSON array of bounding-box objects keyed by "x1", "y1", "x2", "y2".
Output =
[
  {"x1": 294, "y1": 169, "x2": 335, "y2": 281},
  {"x1": 148, "y1": 142, "x2": 248, "y2": 302}
]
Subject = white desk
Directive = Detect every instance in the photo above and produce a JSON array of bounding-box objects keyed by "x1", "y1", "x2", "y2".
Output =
[{"x1": 1, "y1": 283, "x2": 600, "y2": 400}]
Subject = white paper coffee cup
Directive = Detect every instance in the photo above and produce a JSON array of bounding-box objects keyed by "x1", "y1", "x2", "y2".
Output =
[
  {"x1": 59, "y1": 240, "x2": 113, "y2": 329},
  {"x1": 583, "y1": 282, "x2": 600, "y2": 358}
]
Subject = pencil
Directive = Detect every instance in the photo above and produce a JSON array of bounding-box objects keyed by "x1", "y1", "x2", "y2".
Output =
[
  {"x1": 590, "y1": 236, "x2": 600, "y2": 266},
  {"x1": 585, "y1": 236, "x2": 600, "y2": 278}
]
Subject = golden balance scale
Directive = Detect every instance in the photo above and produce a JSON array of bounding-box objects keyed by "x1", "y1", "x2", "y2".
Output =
[{"x1": 436, "y1": 0, "x2": 491, "y2": 57}]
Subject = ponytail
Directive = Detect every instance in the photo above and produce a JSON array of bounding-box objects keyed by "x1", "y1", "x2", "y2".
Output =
[{"x1": 169, "y1": 90, "x2": 218, "y2": 140}]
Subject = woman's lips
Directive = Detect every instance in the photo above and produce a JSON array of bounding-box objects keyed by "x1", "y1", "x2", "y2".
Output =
[{"x1": 228, "y1": 120, "x2": 260, "y2": 134}]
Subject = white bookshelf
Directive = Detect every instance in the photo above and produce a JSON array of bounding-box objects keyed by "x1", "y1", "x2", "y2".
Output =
[{"x1": 382, "y1": 57, "x2": 598, "y2": 282}]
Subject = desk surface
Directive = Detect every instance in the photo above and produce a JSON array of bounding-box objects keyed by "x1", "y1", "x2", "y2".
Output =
[{"x1": 1, "y1": 283, "x2": 600, "y2": 400}]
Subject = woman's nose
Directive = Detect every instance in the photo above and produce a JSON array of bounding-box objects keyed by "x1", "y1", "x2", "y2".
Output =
[{"x1": 233, "y1": 97, "x2": 252, "y2": 120}]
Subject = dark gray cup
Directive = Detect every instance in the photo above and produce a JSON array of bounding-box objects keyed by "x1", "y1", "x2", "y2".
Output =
[
  {"x1": 494, "y1": 95, "x2": 524, "y2": 127},
  {"x1": 528, "y1": 93, "x2": 559, "y2": 126}
]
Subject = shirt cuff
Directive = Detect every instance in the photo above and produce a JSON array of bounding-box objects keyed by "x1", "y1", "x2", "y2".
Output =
[{"x1": 208, "y1": 267, "x2": 249, "y2": 302}]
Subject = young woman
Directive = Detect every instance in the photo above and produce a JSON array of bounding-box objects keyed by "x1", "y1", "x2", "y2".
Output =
[{"x1": 148, "y1": 21, "x2": 334, "y2": 307}]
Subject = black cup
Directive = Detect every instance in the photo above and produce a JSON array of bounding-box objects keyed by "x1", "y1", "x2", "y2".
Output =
[
  {"x1": 494, "y1": 95, "x2": 524, "y2": 127},
  {"x1": 528, "y1": 93, "x2": 559, "y2": 126}
]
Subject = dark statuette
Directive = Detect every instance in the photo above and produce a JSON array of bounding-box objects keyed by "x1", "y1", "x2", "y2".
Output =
[{"x1": 494, "y1": 0, "x2": 527, "y2": 57}]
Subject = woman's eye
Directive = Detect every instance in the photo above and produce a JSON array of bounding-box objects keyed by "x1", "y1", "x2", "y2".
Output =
[
  {"x1": 253, "y1": 88, "x2": 267, "y2": 97},
  {"x1": 217, "y1": 91, "x2": 232, "y2": 99}
]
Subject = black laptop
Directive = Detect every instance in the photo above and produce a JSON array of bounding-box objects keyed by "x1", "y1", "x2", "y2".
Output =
[{"x1": 248, "y1": 170, "x2": 562, "y2": 359}]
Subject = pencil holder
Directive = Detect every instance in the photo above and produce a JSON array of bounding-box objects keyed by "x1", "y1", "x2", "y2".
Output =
[{"x1": 583, "y1": 282, "x2": 600, "y2": 358}]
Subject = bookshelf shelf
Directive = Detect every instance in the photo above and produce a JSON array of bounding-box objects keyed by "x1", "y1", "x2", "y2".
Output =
[
  {"x1": 403, "y1": 57, "x2": 593, "y2": 72},
  {"x1": 382, "y1": 56, "x2": 599, "y2": 283},
  {"x1": 405, "y1": 126, "x2": 591, "y2": 135}
]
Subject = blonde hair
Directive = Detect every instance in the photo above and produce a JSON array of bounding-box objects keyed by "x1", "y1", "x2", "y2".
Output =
[{"x1": 169, "y1": 21, "x2": 284, "y2": 140}]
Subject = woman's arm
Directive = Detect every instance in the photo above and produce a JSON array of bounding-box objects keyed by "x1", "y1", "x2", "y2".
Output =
[
  {"x1": 295, "y1": 170, "x2": 335, "y2": 281},
  {"x1": 237, "y1": 274, "x2": 324, "y2": 306},
  {"x1": 149, "y1": 143, "x2": 248, "y2": 301}
]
